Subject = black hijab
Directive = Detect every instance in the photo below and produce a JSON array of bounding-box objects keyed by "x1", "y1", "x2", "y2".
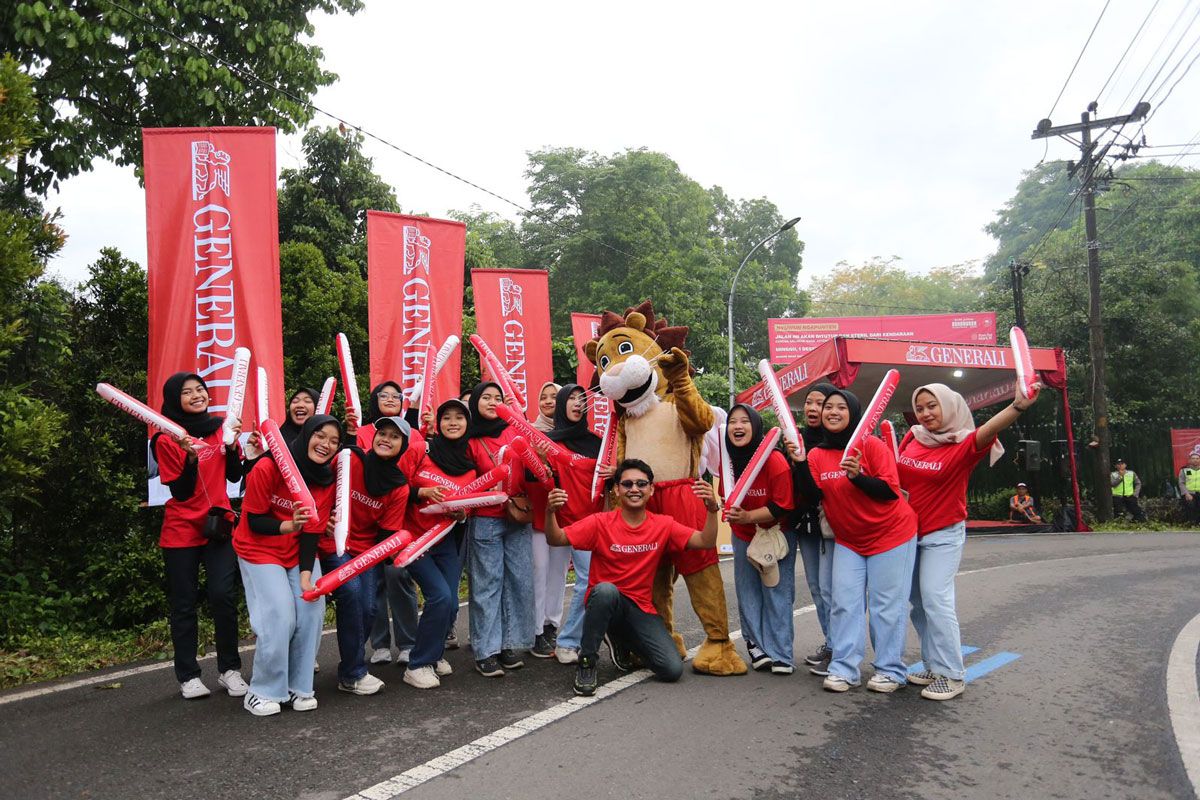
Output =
[
  {"x1": 546, "y1": 384, "x2": 602, "y2": 458},
  {"x1": 801, "y1": 382, "x2": 839, "y2": 450},
  {"x1": 161, "y1": 372, "x2": 224, "y2": 437},
  {"x1": 360, "y1": 417, "x2": 409, "y2": 495},
  {"x1": 364, "y1": 381, "x2": 403, "y2": 424},
  {"x1": 815, "y1": 389, "x2": 862, "y2": 450},
  {"x1": 281, "y1": 387, "x2": 319, "y2": 444},
  {"x1": 289, "y1": 414, "x2": 342, "y2": 487},
  {"x1": 725, "y1": 404, "x2": 765, "y2": 481},
  {"x1": 427, "y1": 399, "x2": 476, "y2": 476},
  {"x1": 466, "y1": 382, "x2": 509, "y2": 439}
]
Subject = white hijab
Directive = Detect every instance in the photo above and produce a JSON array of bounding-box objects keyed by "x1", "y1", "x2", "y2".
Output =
[
  {"x1": 533, "y1": 381, "x2": 561, "y2": 432},
  {"x1": 909, "y1": 383, "x2": 1004, "y2": 466}
]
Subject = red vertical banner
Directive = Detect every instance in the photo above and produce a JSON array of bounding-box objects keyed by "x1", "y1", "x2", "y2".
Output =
[
  {"x1": 143, "y1": 127, "x2": 285, "y2": 501},
  {"x1": 471, "y1": 269, "x2": 553, "y2": 421},
  {"x1": 1171, "y1": 429, "x2": 1200, "y2": 473},
  {"x1": 570, "y1": 312, "x2": 612, "y2": 437},
  {"x1": 367, "y1": 212, "x2": 466, "y2": 405}
]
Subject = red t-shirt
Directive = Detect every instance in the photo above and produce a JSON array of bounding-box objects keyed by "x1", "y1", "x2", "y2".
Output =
[
  {"x1": 405, "y1": 454, "x2": 478, "y2": 535},
  {"x1": 468, "y1": 427, "x2": 526, "y2": 519},
  {"x1": 317, "y1": 454, "x2": 409, "y2": 557},
  {"x1": 154, "y1": 431, "x2": 234, "y2": 549},
  {"x1": 356, "y1": 424, "x2": 425, "y2": 480},
  {"x1": 233, "y1": 458, "x2": 336, "y2": 567},
  {"x1": 563, "y1": 509, "x2": 694, "y2": 614},
  {"x1": 897, "y1": 433, "x2": 993, "y2": 535},
  {"x1": 548, "y1": 449, "x2": 601, "y2": 527},
  {"x1": 806, "y1": 437, "x2": 916, "y2": 556},
  {"x1": 719, "y1": 450, "x2": 794, "y2": 542}
]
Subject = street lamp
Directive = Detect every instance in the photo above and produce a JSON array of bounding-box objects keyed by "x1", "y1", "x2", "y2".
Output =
[{"x1": 727, "y1": 216, "x2": 801, "y2": 407}]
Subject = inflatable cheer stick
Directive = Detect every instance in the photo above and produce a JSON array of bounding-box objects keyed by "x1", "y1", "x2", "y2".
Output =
[
  {"x1": 257, "y1": 367, "x2": 270, "y2": 427},
  {"x1": 880, "y1": 419, "x2": 900, "y2": 462},
  {"x1": 221, "y1": 347, "x2": 252, "y2": 446},
  {"x1": 510, "y1": 436, "x2": 554, "y2": 489},
  {"x1": 457, "y1": 463, "x2": 511, "y2": 496},
  {"x1": 316, "y1": 376, "x2": 337, "y2": 416},
  {"x1": 1009, "y1": 326, "x2": 1039, "y2": 401},
  {"x1": 468, "y1": 334, "x2": 526, "y2": 412},
  {"x1": 332, "y1": 449, "x2": 351, "y2": 556},
  {"x1": 843, "y1": 369, "x2": 901, "y2": 460},
  {"x1": 393, "y1": 519, "x2": 456, "y2": 568},
  {"x1": 431, "y1": 335, "x2": 460, "y2": 379},
  {"x1": 260, "y1": 419, "x2": 317, "y2": 518},
  {"x1": 590, "y1": 401, "x2": 619, "y2": 503},
  {"x1": 336, "y1": 333, "x2": 363, "y2": 424},
  {"x1": 96, "y1": 383, "x2": 187, "y2": 440},
  {"x1": 724, "y1": 427, "x2": 782, "y2": 514},
  {"x1": 416, "y1": 342, "x2": 437, "y2": 422},
  {"x1": 758, "y1": 358, "x2": 802, "y2": 458},
  {"x1": 495, "y1": 404, "x2": 566, "y2": 459},
  {"x1": 719, "y1": 425, "x2": 736, "y2": 498},
  {"x1": 302, "y1": 528, "x2": 415, "y2": 601},
  {"x1": 419, "y1": 491, "x2": 509, "y2": 515}
]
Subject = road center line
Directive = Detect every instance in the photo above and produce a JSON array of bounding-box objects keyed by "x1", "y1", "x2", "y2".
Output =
[{"x1": 1166, "y1": 611, "x2": 1200, "y2": 797}]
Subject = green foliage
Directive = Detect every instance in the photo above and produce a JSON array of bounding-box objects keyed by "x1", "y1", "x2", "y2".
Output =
[
  {"x1": 1, "y1": 0, "x2": 363, "y2": 194},
  {"x1": 808, "y1": 257, "x2": 986, "y2": 316},
  {"x1": 0, "y1": 54, "x2": 36, "y2": 172}
]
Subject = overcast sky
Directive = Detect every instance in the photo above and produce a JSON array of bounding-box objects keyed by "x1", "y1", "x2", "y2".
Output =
[{"x1": 44, "y1": 0, "x2": 1199, "y2": 289}]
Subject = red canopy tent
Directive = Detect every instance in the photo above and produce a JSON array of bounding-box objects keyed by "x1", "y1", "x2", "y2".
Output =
[{"x1": 738, "y1": 336, "x2": 1085, "y2": 531}]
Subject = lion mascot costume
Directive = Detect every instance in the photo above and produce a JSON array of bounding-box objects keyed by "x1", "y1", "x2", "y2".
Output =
[{"x1": 585, "y1": 301, "x2": 746, "y2": 676}]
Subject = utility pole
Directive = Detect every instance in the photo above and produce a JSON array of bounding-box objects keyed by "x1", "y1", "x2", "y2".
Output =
[
  {"x1": 1031, "y1": 102, "x2": 1149, "y2": 521},
  {"x1": 1008, "y1": 258, "x2": 1030, "y2": 330}
]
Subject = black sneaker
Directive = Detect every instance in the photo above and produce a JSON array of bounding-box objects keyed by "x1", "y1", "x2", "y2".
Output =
[
  {"x1": 445, "y1": 629, "x2": 459, "y2": 650},
  {"x1": 475, "y1": 657, "x2": 505, "y2": 678},
  {"x1": 603, "y1": 632, "x2": 635, "y2": 673},
  {"x1": 804, "y1": 643, "x2": 832, "y2": 666},
  {"x1": 808, "y1": 656, "x2": 831, "y2": 677},
  {"x1": 543, "y1": 623, "x2": 558, "y2": 647},
  {"x1": 573, "y1": 656, "x2": 598, "y2": 696},
  {"x1": 770, "y1": 661, "x2": 795, "y2": 675},
  {"x1": 748, "y1": 644, "x2": 772, "y2": 671},
  {"x1": 498, "y1": 649, "x2": 525, "y2": 670},
  {"x1": 530, "y1": 633, "x2": 555, "y2": 659}
]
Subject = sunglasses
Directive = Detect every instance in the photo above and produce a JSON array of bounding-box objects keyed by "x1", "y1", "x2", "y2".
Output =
[{"x1": 618, "y1": 479, "x2": 651, "y2": 490}]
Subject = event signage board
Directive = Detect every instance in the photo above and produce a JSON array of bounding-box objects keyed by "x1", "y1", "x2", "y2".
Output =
[
  {"x1": 472, "y1": 269, "x2": 553, "y2": 421},
  {"x1": 768, "y1": 312, "x2": 996, "y2": 362},
  {"x1": 738, "y1": 340, "x2": 842, "y2": 410},
  {"x1": 569, "y1": 312, "x2": 613, "y2": 438},
  {"x1": 1170, "y1": 429, "x2": 1200, "y2": 473},
  {"x1": 143, "y1": 126, "x2": 285, "y2": 503},
  {"x1": 367, "y1": 212, "x2": 466, "y2": 407}
]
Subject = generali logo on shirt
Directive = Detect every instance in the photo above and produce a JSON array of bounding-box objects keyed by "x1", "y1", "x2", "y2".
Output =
[
  {"x1": 269, "y1": 493, "x2": 293, "y2": 514},
  {"x1": 611, "y1": 542, "x2": 659, "y2": 554},
  {"x1": 899, "y1": 454, "x2": 942, "y2": 471},
  {"x1": 419, "y1": 470, "x2": 460, "y2": 491},
  {"x1": 351, "y1": 489, "x2": 383, "y2": 510},
  {"x1": 820, "y1": 470, "x2": 847, "y2": 481}
]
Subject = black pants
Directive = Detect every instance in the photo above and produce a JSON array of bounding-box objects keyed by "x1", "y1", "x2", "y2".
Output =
[
  {"x1": 1182, "y1": 493, "x2": 1200, "y2": 525},
  {"x1": 1112, "y1": 495, "x2": 1146, "y2": 522},
  {"x1": 581, "y1": 582, "x2": 682, "y2": 682},
  {"x1": 162, "y1": 540, "x2": 242, "y2": 683}
]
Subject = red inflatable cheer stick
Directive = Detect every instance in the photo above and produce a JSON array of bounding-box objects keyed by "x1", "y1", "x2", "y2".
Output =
[
  {"x1": 260, "y1": 419, "x2": 317, "y2": 518},
  {"x1": 302, "y1": 528, "x2": 415, "y2": 601},
  {"x1": 469, "y1": 334, "x2": 526, "y2": 413},
  {"x1": 419, "y1": 491, "x2": 509, "y2": 515},
  {"x1": 457, "y1": 464, "x2": 510, "y2": 495},
  {"x1": 880, "y1": 419, "x2": 900, "y2": 462},
  {"x1": 843, "y1": 369, "x2": 901, "y2": 461},
  {"x1": 96, "y1": 382, "x2": 188, "y2": 440},
  {"x1": 591, "y1": 401, "x2": 619, "y2": 503},
  {"x1": 1009, "y1": 326, "x2": 1039, "y2": 401},
  {"x1": 495, "y1": 404, "x2": 566, "y2": 459},
  {"x1": 316, "y1": 376, "x2": 337, "y2": 416},
  {"x1": 757, "y1": 359, "x2": 802, "y2": 458},
  {"x1": 393, "y1": 520, "x2": 456, "y2": 568},
  {"x1": 510, "y1": 436, "x2": 554, "y2": 489},
  {"x1": 415, "y1": 342, "x2": 436, "y2": 424},
  {"x1": 336, "y1": 333, "x2": 363, "y2": 424},
  {"x1": 724, "y1": 427, "x2": 782, "y2": 515},
  {"x1": 432, "y1": 335, "x2": 460, "y2": 379},
  {"x1": 221, "y1": 347, "x2": 252, "y2": 446}
]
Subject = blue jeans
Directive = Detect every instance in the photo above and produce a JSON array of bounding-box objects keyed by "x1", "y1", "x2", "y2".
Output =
[
  {"x1": 239, "y1": 559, "x2": 325, "y2": 702},
  {"x1": 370, "y1": 562, "x2": 418, "y2": 653},
  {"x1": 828, "y1": 537, "x2": 916, "y2": 684},
  {"x1": 909, "y1": 521, "x2": 966, "y2": 680},
  {"x1": 468, "y1": 515, "x2": 535, "y2": 658},
  {"x1": 407, "y1": 534, "x2": 462, "y2": 668},
  {"x1": 732, "y1": 529, "x2": 797, "y2": 665},
  {"x1": 797, "y1": 531, "x2": 833, "y2": 644},
  {"x1": 319, "y1": 552, "x2": 377, "y2": 685},
  {"x1": 555, "y1": 548, "x2": 591, "y2": 650}
]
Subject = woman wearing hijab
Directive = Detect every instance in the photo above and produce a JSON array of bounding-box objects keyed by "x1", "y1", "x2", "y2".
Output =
[
  {"x1": 315, "y1": 416, "x2": 412, "y2": 697},
  {"x1": 721, "y1": 404, "x2": 795, "y2": 674},
  {"x1": 403, "y1": 399, "x2": 478, "y2": 689},
  {"x1": 465, "y1": 381, "x2": 536, "y2": 677},
  {"x1": 897, "y1": 382, "x2": 1040, "y2": 701},
  {"x1": 528, "y1": 381, "x2": 571, "y2": 658},
  {"x1": 152, "y1": 372, "x2": 249, "y2": 700},
  {"x1": 791, "y1": 389, "x2": 917, "y2": 694},
  {"x1": 532, "y1": 381, "x2": 561, "y2": 433},
  {"x1": 539, "y1": 384, "x2": 603, "y2": 663},
  {"x1": 234, "y1": 415, "x2": 341, "y2": 716},
  {"x1": 790, "y1": 383, "x2": 838, "y2": 675},
  {"x1": 280, "y1": 387, "x2": 319, "y2": 445}
]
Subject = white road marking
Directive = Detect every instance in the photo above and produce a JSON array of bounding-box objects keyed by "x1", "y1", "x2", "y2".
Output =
[{"x1": 1167, "y1": 611, "x2": 1200, "y2": 797}]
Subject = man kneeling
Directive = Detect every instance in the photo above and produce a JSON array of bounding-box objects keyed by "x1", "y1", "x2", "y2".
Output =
[{"x1": 544, "y1": 458, "x2": 721, "y2": 696}]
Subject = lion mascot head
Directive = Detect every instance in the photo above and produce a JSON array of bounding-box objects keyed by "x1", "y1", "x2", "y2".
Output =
[{"x1": 583, "y1": 300, "x2": 693, "y2": 418}]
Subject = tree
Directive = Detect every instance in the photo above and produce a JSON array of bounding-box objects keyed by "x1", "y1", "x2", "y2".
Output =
[
  {"x1": 808, "y1": 257, "x2": 986, "y2": 316},
  {"x1": 1, "y1": 0, "x2": 362, "y2": 194},
  {"x1": 983, "y1": 162, "x2": 1077, "y2": 280}
]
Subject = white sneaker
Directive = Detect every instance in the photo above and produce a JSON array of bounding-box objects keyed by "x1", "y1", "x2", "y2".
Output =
[
  {"x1": 288, "y1": 691, "x2": 318, "y2": 711},
  {"x1": 243, "y1": 692, "x2": 280, "y2": 716},
  {"x1": 396, "y1": 648, "x2": 413, "y2": 666},
  {"x1": 403, "y1": 665, "x2": 441, "y2": 689},
  {"x1": 179, "y1": 678, "x2": 211, "y2": 699},
  {"x1": 435, "y1": 659, "x2": 453, "y2": 677},
  {"x1": 822, "y1": 674, "x2": 857, "y2": 693},
  {"x1": 867, "y1": 673, "x2": 905, "y2": 693},
  {"x1": 554, "y1": 647, "x2": 579, "y2": 664},
  {"x1": 370, "y1": 648, "x2": 392, "y2": 665},
  {"x1": 217, "y1": 670, "x2": 248, "y2": 697},
  {"x1": 338, "y1": 673, "x2": 385, "y2": 696}
]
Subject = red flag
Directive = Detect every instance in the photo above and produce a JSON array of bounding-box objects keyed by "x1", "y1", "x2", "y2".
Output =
[
  {"x1": 570, "y1": 312, "x2": 612, "y2": 437},
  {"x1": 471, "y1": 269, "x2": 553, "y2": 422},
  {"x1": 367, "y1": 212, "x2": 466, "y2": 406}
]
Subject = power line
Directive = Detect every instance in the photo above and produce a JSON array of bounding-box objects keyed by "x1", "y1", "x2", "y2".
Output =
[
  {"x1": 1048, "y1": 0, "x2": 1113, "y2": 119},
  {"x1": 1097, "y1": 0, "x2": 1163, "y2": 107}
]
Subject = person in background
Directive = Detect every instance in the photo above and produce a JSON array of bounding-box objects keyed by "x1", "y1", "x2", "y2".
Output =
[
  {"x1": 152, "y1": 372, "x2": 249, "y2": 700},
  {"x1": 280, "y1": 387, "x2": 319, "y2": 445},
  {"x1": 529, "y1": 382, "x2": 572, "y2": 659},
  {"x1": 532, "y1": 381, "x2": 561, "y2": 433},
  {"x1": 1111, "y1": 458, "x2": 1147, "y2": 523},
  {"x1": 1009, "y1": 482, "x2": 1043, "y2": 523},
  {"x1": 1178, "y1": 450, "x2": 1200, "y2": 526}
]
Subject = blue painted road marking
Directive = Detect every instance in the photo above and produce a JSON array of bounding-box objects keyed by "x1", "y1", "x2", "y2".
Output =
[
  {"x1": 908, "y1": 645, "x2": 979, "y2": 676},
  {"x1": 963, "y1": 652, "x2": 1021, "y2": 683}
]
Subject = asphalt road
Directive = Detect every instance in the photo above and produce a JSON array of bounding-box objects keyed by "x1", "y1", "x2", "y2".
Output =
[{"x1": 2, "y1": 532, "x2": 1198, "y2": 800}]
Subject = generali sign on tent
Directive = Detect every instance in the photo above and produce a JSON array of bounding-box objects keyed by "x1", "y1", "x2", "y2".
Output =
[{"x1": 768, "y1": 312, "x2": 996, "y2": 363}]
